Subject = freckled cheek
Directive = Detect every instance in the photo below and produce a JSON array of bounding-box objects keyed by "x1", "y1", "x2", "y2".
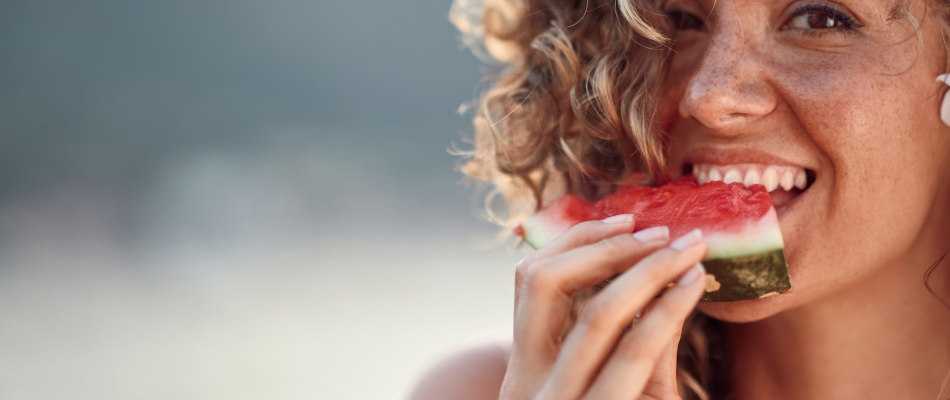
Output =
[
  {"x1": 778, "y1": 50, "x2": 923, "y2": 171},
  {"x1": 785, "y1": 67, "x2": 928, "y2": 262},
  {"x1": 782, "y1": 64, "x2": 907, "y2": 177}
]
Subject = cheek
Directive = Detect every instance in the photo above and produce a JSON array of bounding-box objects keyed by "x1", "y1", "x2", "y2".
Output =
[
  {"x1": 665, "y1": 26, "x2": 950, "y2": 319},
  {"x1": 780, "y1": 54, "x2": 945, "y2": 287}
]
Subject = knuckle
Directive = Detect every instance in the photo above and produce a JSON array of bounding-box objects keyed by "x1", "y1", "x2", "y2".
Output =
[
  {"x1": 649, "y1": 302, "x2": 681, "y2": 324},
  {"x1": 560, "y1": 220, "x2": 605, "y2": 242},
  {"x1": 644, "y1": 301, "x2": 692, "y2": 335},
  {"x1": 576, "y1": 299, "x2": 617, "y2": 333},
  {"x1": 616, "y1": 333, "x2": 656, "y2": 363},
  {"x1": 596, "y1": 235, "x2": 634, "y2": 259},
  {"x1": 643, "y1": 262, "x2": 670, "y2": 283},
  {"x1": 567, "y1": 218, "x2": 629, "y2": 240},
  {"x1": 520, "y1": 258, "x2": 557, "y2": 294},
  {"x1": 640, "y1": 251, "x2": 678, "y2": 282}
]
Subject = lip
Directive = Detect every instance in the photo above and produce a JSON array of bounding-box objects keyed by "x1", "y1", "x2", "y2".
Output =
[
  {"x1": 678, "y1": 145, "x2": 817, "y2": 216},
  {"x1": 680, "y1": 146, "x2": 817, "y2": 174},
  {"x1": 772, "y1": 183, "x2": 809, "y2": 217}
]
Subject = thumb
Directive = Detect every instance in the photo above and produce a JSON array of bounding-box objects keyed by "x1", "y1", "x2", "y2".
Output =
[
  {"x1": 660, "y1": 328, "x2": 684, "y2": 391},
  {"x1": 638, "y1": 324, "x2": 684, "y2": 399}
]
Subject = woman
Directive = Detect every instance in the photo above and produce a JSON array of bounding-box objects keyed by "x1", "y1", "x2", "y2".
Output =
[{"x1": 412, "y1": 0, "x2": 950, "y2": 398}]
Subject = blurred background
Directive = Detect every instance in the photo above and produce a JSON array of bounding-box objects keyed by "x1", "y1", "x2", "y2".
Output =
[{"x1": 0, "y1": 1, "x2": 518, "y2": 398}]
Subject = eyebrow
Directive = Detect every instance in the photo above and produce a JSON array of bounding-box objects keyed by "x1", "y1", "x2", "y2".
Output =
[{"x1": 885, "y1": 0, "x2": 913, "y2": 23}]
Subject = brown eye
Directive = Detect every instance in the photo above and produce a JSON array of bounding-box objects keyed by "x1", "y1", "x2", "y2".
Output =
[
  {"x1": 667, "y1": 10, "x2": 705, "y2": 32},
  {"x1": 790, "y1": 12, "x2": 842, "y2": 29},
  {"x1": 786, "y1": 4, "x2": 860, "y2": 31}
]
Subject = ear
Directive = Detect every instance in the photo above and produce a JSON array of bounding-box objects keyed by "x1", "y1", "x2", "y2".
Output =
[{"x1": 936, "y1": 74, "x2": 950, "y2": 127}]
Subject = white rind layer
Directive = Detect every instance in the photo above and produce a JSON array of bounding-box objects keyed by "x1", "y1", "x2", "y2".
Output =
[
  {"x1": 522, "y1": 208, "x2": 785, "y2": 259},
  {"x1": 703, "y1": 208, "x2": 784, "y2": 259},
  {"x1": 521, "y1": 216, "x2": 568, "y2": 249}
]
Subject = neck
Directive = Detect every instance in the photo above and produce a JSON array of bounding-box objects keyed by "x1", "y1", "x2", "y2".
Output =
[{"x1": 726, "y1": 235, "x2": 950, "y2": 400}]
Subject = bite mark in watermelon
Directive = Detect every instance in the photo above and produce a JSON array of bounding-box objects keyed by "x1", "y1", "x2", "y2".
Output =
[{"x1": 516, "y1": 176, "x2": 791, "y2": 302}]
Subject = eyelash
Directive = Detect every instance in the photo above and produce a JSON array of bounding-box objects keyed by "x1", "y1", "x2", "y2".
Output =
[
  {"x1": 787, "y1": 3, "x2": 864, "y2": 38},
  {"x1": 665, "y1": 3, "x2": 863, "y2": 38}
]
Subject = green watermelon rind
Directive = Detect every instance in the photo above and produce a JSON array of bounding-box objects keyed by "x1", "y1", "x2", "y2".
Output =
[
  {"x1": 518, "y1": 197, "x2": 792, "y2": 302},
  {"x1": 701, "y1": 249, "x2": 791, "y2": 302}
]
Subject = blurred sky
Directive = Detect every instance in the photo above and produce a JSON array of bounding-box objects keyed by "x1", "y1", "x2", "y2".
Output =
[{"x1": 0, "y1": 1, "x2": 519, "y2": 399}]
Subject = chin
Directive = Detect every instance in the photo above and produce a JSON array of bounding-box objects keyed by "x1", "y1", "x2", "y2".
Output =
[{"x1": 696, "y1": 292, "x2": 803, "y2": 323}]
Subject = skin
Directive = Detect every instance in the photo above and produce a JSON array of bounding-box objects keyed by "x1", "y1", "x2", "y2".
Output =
[
  {"x1": 412, "y1": 0, "x2": 950, "y2": 399},
  {"x1": 662, "y1": 0, "x2": 950, "y2": 398},
  {"x1": 411, "y1": 220, "x2": 709, "y2": 400}
]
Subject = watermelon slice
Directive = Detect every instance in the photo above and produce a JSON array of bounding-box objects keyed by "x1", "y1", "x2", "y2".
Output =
[{"x1": 515, "y1": 176, "x2": 791, "y2": 302}]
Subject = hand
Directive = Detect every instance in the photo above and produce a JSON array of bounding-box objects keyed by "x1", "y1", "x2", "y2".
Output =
[{"x1": 500, "y1": 214, "x2": 707, "y2": 400}]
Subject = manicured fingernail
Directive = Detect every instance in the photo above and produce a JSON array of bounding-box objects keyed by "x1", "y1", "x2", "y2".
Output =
[
  {"x1": 602, "y1": 214, "x2": 633, "y2": 224},
  {"x1": 679, "y1": 262, "x2": 705, "y2": 285},
  {"x1": 670, "y1": 229, "x2": 703, "y2": 251},
  {"x1": 632, "y1": 226, "x2": 669, "y2": 242}
]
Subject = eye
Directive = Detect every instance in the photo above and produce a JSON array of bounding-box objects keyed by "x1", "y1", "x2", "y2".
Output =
[
  {"x1": 667, "y1": 10, "x2": 706, "y2": 32},
  {"x1": 786, "y1": 4, "x2": 860, "y2": 31}
]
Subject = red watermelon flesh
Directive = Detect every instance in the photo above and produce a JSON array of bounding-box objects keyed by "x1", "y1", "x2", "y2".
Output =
[{"x1": 516, "y1": 176, "x2": 791, "y2": 302}]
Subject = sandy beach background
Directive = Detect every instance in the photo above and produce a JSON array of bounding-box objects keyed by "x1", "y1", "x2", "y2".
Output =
[{"x1": 0, "y1": 1, "x2": 518, "y2": 398}]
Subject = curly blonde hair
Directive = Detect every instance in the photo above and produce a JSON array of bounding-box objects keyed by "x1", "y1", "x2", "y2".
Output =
[
  {"x1": 451, "y1": 0, "x2": 673, "y2": 225},
  {"x1": 450, "y1": 0, "x2": 948, "y2": 398},
  {"x1": 450, "y1": 0, "x2": 721, "y2": 397}
]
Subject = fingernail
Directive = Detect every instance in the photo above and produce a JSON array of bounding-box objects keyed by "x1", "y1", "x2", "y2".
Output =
[
  {"x1": 670, "y1": 229, "x2": 703, "y2": 251},
  {"x1": 602, "y1": 214, "x2": 633, "y2": 224},
  {"x1": 678, "y1": 262, "x2": 705, "y2": 285},
  {"x1": 632, "y1": 226, "x2": 669, "y2": 242}
]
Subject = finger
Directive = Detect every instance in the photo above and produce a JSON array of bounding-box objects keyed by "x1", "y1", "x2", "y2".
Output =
[
  {"x1": 529, "y1": 226, "x2": 675, "y2": 297},
  {"x1": 536, "y1": 229, "x2": 706, "y2": 399},
  {"x1": 634, "y1": 298, "x2": 684, "y2": 386},
  {"x1": 514, "y1": 216, "x2": 639, "y2": 320},
  {"x1": 528, "y1": 215, "x2": 636, "y2": 261},
  {"x1": 511, "y1": 226, "x2": 671, "y2": 381},
  {"x1": 652, "y1": 327, "x2": 682, "y2": 395},
  {"x1": 582, "y1": 263, "x2": 706, "y2": 400}
]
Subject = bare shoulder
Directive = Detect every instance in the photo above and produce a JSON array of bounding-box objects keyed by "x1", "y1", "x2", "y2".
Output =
[{"x1": 407, "y1": 339, "x2": 511, "y2": 400}]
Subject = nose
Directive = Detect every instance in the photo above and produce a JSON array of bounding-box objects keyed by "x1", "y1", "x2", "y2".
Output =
[{"x1": 678, "y1": 29, "x2": 778, "y2": 132}]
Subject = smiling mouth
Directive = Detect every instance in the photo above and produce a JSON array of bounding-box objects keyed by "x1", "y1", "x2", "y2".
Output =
[{"x1": 687, "y1": 163, "x2": 816, "y2": 209}]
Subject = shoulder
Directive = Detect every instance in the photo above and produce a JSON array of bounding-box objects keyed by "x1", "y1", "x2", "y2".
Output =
[{"x1": 407, "y1": 339, "x2": 511, "y2": 400}]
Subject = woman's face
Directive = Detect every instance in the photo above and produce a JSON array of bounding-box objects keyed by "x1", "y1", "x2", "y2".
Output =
[{"x1": 658, "y1": 0, "x2": 950, "y2": 321}]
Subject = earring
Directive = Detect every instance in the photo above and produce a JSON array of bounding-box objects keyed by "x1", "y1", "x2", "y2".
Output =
[{"x1": 937, "y1": 74, "x2": 950, "y2": 127}]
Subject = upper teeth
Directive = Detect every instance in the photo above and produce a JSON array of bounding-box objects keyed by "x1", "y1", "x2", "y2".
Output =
[{"x1": 693, "y1": 163, "x2": 808, "y2": 192}]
